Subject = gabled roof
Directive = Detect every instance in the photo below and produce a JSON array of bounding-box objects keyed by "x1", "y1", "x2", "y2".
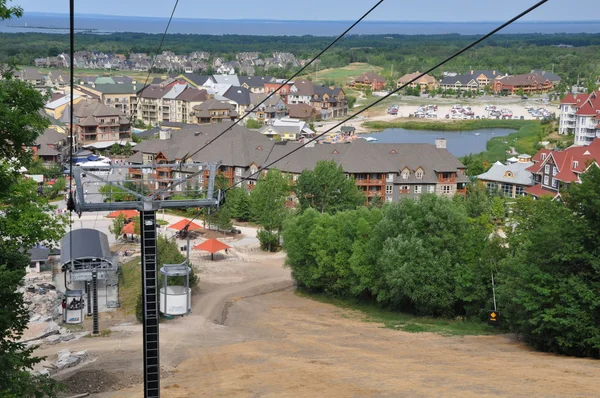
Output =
[
  {"x1": 79, "y1": 83, "x2": 138, "y2": 94},
  {"x1": 291, "y1": 79, "x2": 315, "y2": 96},
  {"x1": 223, "y1": 86, "x2": 252, "y2": 105},
  {"x1": 560, "y1": 93, "x2": 577, "y2": 104},
  {"x1": 399, "y1": 72, "x2": 436, "y2": 85},
  {"x1": 177, "y1": 73, "x2": 214, "y2": 87},
  {"x1": 212, "y1": 75, "x2": 240, "y2": 86},
  {"x1": 355, "y1": 72, "x2": 385, "y2": 83},
  {"x1": 176, "y1": 88, "x2": 208, "y2": 102},
  {"x1": 239, "y1": 75, "x2": 272, "y2": 88},
  {"x1": 138, "y1": 85, "x2": 171, "y2": 99},
  {"x1": 575, "y1": 102, "x2": 597, "y2": 116},
  {"x1": 35, "y1": 128, "x2": 67, "y2": 146},
  {"x1": 477, "y1": 161, "x2": 535, "y2": 186},
  {"x1": 288, "y1": 103, "x2": 317, "y2": 119}
]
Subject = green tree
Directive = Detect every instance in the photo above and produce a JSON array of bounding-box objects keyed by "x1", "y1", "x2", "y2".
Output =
[
  {"x1": 0, "y1": 4, "x2": 64, "y2": 391},
  {"x1": 225, "y1": 187, "x2": 252, "y2": 221},
  {"x1": 245, "y1": 118, "x2": 262, "y2": 129},
  {"x1": 490, "y1": 196, "x2": 505, "y2": 224},
  {"x1": 498, "y1": 197, "x2": 600, "y2": 358},
  {"x1": 346, "y1": 94, "x2": 357, "y2": 109},
  {"x1": 216, "y1": 204, "x2": 233, "y2": 231},
  {"x1": 108, "y1": 214, "x2": 127, "y2": 241},
  {"x1": 250, "y1": 169, "x2": 289, "y2": 251},
  {"x1": 295, "y1": 160, "x2": 364, "y2": 214},
  {"x1": 516, "y1": 88, "x2": 525, "y2": 97}
]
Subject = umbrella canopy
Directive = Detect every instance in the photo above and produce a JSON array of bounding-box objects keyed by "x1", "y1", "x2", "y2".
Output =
[
  {"x1": 121, "y1": 223, "x2": 135, "y2": 235},
  {"x1": 193, "y1": 238, "x2": 231, "y2": 254},
  {"x1": 168, "y1": 219, "x2": 202, "y2": 232},
  {"x1": 107, "y1": 209, "x2": 139, "y2": 219}
]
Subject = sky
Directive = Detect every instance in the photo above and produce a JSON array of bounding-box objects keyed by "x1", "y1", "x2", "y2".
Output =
[{"x1": 11, "y1": 0, "x2": 600, "y2": 22}]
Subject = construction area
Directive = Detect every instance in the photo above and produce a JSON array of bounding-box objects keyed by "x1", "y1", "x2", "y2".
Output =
[{"x1": 27, "y1": 239, "x2": 598, "y2": 398}]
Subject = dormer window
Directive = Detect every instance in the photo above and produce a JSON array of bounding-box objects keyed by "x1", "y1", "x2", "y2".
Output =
[
  {"x1": 332, "y1": 149, "x2": 339, "y2": 155},
  {"x1": 504, "y1": 171, "x2": 514, "y2": 178},
  {"x1": 256, "y1": 146, "x2": 263, "y2": 150},
  {"x1": 541, "y1": 153, "x2": 547, "y2": 160},
  {"x1": 402, "y1": 169, "x2": 410, "y2": 179},
  {"x1": 416, "y1": 170, "x2": 423, "y2": 179},
  {"x1": 573, "y1": 160, "x2": 579, "y2": 169},
  {"x1": 389, "y1": 149, "x2": 397, "y2": 154}
]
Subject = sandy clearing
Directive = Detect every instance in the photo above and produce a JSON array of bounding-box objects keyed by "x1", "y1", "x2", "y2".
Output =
[{"x1": 38, "y1": 249, "x2": 600, "y2": 398}]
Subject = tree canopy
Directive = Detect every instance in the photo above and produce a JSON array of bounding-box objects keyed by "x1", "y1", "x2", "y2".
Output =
[{"x1": 295, "y1": 160, "x2": 365, "y2": 214}]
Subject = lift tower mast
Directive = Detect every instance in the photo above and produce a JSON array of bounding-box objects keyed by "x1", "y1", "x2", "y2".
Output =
[{"x1": 71, "y1": 162, "x2": 222, "y2": 398}]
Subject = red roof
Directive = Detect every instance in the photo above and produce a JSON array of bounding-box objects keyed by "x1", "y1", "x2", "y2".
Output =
[
  {"x1": 531, "y1": 148, "x2": 551, "y2": 163},
  {"x1": 525, "y1": 184, "x2": 558, "y2": 198},
  {"x1": 560, "y1": 93, "x2": 576, "y2": 104},
  {"x1": 107, "y1": 210, "x2": 139, "y2": 219},
  {"x1": 192, "y1": 238, "x2": 231, "y2": 254},
  {"x1": 575, "y1": 102, "x2": 597, "y2": 116},
  {"x1": 121, "y1": 223, "x2": 135, "y2": 234},
  {"x1": 167, "y1": 219, "x2": 203, "y2": 231}
]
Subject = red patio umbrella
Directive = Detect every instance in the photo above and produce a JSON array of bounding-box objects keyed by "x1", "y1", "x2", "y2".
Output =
[
  {"x1": 107, "y1": 209, "x2": 139, "y2": 219},
  {"x1": 167, "y1": 219, "x2": 203, "y2": 232},
  {"x1": 121, "y1": 222, "x2": 135, "y2": 235},
  {"x1": 193, "y1": 238, "x2": 231, "y2": 261}
]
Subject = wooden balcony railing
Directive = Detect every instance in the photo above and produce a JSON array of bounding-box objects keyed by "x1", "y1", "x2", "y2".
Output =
[
  {"x1": 438, "y1": 176, "x2": 456, "y2": 183},
  {"x1": 367, "y1": 191, "x2": 382, "y2": 197}
]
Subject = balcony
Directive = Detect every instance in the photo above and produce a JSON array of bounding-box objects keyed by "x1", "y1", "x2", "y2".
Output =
[
  {"x1": 438, "y1": 175, "x2": 456, "y2": 183},
  {"x1": 367, "y1": 190, "x2": 382, "y2": 197},
  {"x1": 399, "y1": 189, "x2": 410, "y2": 194}
]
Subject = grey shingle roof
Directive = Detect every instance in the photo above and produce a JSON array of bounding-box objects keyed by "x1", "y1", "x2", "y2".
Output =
[
  {"x1": 477, "y1": 161, "x2": 534, "y2": 186},
  {"x1": 239, "y1": 76, "x2": 272, "y2": 88},
  {"x1": 131, "y1": 124, "x2": 467, "y2": 184},
  {"x1": 223, "y1": 86, "x2": 252, "y2": 105}
]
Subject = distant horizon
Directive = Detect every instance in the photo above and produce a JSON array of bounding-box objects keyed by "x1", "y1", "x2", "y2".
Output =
[{"x1": 19, "y1": 12, "x2": 600, "y2": 24}]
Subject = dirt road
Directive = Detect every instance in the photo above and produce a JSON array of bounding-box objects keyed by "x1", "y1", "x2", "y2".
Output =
[{"x1": 42, "y1": 250, "x2": 599, "y2": 397}]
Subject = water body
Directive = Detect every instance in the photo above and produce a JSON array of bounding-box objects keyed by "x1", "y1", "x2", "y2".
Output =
[
  {"x1": 360, "y1": 128, "x2": 515, "y2": 157},
  {"x1": 1, "y1": 13, "x2": 600, "y2": 35}
]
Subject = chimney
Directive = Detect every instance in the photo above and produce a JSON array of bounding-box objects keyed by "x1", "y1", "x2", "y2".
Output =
[
  {"x1": 435, "y1": 138, "x2": 446, "y2": 149},
  {"x1": 159, "y1": 130, "x2": 171, "y2": 140},
  {"x1": 493, "y1": 70, "x2": 496, "y2": 75}
]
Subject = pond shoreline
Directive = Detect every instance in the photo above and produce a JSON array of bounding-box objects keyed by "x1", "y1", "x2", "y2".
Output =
[{"x1": 361, "y1": 119, "x2": 533, "y2": 133}]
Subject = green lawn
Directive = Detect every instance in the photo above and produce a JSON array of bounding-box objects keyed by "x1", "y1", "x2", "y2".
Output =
[
  {"x1": 303, "y1": 63, "x2": 383, "y2": 85},
  {"x1": 296, "y1": 290, "x2": 500, "y2": 337}
]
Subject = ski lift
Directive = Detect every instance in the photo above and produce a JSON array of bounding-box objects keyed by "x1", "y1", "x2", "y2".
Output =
[
  {"x1": 159, "y1": 262, "x2": 191, "y2": 316},
  {"x1": 63, "y1": 289, "x2": 84, "y2": 324}
]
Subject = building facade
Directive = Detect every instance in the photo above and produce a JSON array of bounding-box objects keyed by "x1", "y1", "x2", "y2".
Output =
[{"x1": 558, "y1": 91, "x2": 600, "y2": 146}]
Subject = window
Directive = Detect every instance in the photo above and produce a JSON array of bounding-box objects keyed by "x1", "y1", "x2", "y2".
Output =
[
  {"x1": 543, "y1": 175, "x2": 549, "y2": 185},
  {"x1": 387, "y1": 173, "x2": 394, "y2": 182},
  {"x1": 386, "y1": 185, "x2": 393, "y2": 194},
  {"x1": 502, "y1": 184, "x2": 512, "y2": 197},
  {"x1": 553, "y1": 167, "x2": 558, "y2": 176},
  {"x1": 552, "y1": 179, "x2": 558, "y2": 188},
  {"x1": 487, "y1": 183, "x2": 497, "y2": 192},
  {"x1": 402, "y1": 169, "x2": 410, "y2": 179},
  {"x1": 400, "y1": 185, "x2": 409, "y2": 193},
  {"x1": 545, "y1": 165, "x2": 550, "y2": 174},
  {"x1": 428, "y1": 185, "x2": 435, "y2": 193},
  {"x1": 573, "y1": 161, "x2": 579, "y2": 169},
  {"x1": 385, "y1": 196, "x2": 393, "y2": 203},
  {"x1": 293, "y1": 174, "x2": 298, "y2": 181},
  {"x1": 414, "y1": 185, "x2": 422, "y2": 194},
  {"x1": 442, "y1": 185, "x2": 452, "y2": 194},
  {"x1": 235, "y1": 167, "x2": 242, "y2": 177},
  {"x1": 515, "y1": 186, "x2": 524, "y2": 196},
  {"x1": 416, "y1": 170, "x2": 423, "y2": 179},
  {"x1": 250, "y1": 166, "x2": 258, "y2": 174}
]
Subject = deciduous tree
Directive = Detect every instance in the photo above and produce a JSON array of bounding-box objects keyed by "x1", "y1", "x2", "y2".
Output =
[{"x1": 295, "y1": 160, "x2": 364, "y2": 214}]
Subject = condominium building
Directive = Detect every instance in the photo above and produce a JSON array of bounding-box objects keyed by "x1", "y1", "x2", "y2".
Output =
[{"x1": 558, "y1": 91, "x2": 600, "y2": 146}]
